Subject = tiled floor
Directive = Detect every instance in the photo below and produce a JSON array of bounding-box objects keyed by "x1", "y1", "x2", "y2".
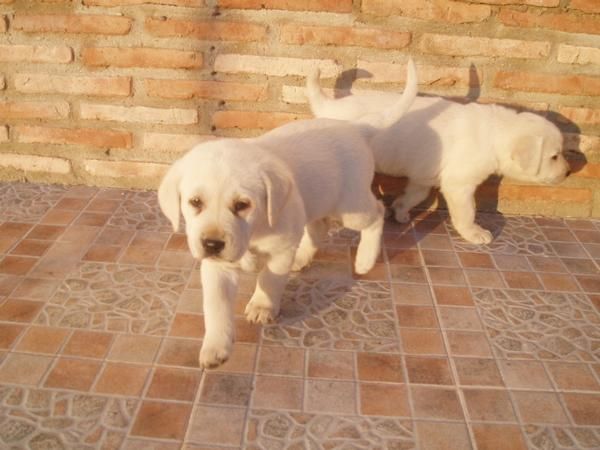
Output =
[{"x1": 0, "y1": 182, "x2": 599, "y2": 450}]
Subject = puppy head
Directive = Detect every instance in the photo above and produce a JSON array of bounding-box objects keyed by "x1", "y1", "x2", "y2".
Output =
[
  {"x1": 504, "y1": 113, "x2": 570, "y2": 184},
  {"x1": 158, "y1": 140, "x2": 293, "y2": 263}
]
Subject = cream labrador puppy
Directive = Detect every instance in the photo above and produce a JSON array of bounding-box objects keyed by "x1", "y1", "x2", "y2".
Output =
[
  {"x1": 158, "y1": 60, "x2": 417, "y2": 368},
  {"x1": 306, "y1": 72, "x2": 570, "y2": 244}
]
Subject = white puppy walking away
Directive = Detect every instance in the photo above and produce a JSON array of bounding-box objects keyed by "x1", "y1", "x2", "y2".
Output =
[
  {"x1": 306, "y1": 68, "x2": 571, "y2": 244},
  {"x1": 158, "y1": 59, "x2": 418, "y2": 369}
]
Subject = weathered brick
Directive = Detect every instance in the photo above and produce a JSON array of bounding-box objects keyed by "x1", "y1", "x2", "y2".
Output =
[
  {"x1": 83, "y1": 159, "x2": 167, "y2": 179},
  {"x1": 0, "y1": 1, "x2": 14, "y2": 4},
  {"x1": 84, "y1": 0, "x2": 203, "y2": 5},
  {"x1": 569, "y1": 0, "x2": 600, "y2": 13},
  {"x1": 14, "y1": 126, "x2": 133, "y2": 149},
  {"x1": 215, "y1": 54, "x2": 341, "y2": 78},
  {"x1": 357, "y1": 60, "x2": 479, "y2": 87},
  {"x1": 498, "y1": 8, "x2": 599, "y2": 35},
  {"x1": 574, "y1": 163, "x2": 600, "y2": 179},
  {"x1": 142, "y1": 132, "x2": 215, "y2": 152},
  {"x1": 0, "y1": 45, "x2": 73, "y2": 63},
  {"x1": 0, "y1": 101, "x2": 69, "y2": 120},
  {"x1": 496, "y1": 184, "x2": 592, "y2": 203},
  {"x1": 362, "y1": 0, "x2": 491, "y2": 24},
  {"x1": 82, "y1": 47, "x2": 202, "y2": 69},
  {"x1": 15, "y1": 74, "x2": 131, "y2": 97},
  {"x1": 80, "y1": 104, "x2": 198, "y2": 125},
  {"x1": 0, "y1": 154, "x2": 71, "y2": 174},
  {"x1": 281, "y1": 24, "x2": 410, "y2": 49},
  {"x1": 557, "y1": 44, "x2": 600, "y2": 65},
  {"x1": 419, "y1": 34, "x2": 550, "y2": 58},
  {"x1": 145, "y1": 17, "x2": 267, "y2": 42},
  {"x1": 0, "y1": 125, "x2": 7, "y2": 142},
  {"x1": 564, "y1": 133, "x2": 600, "y2": 158},
  {"x1": 212, "y1": 111, "x2": 310, "y2": 130},
  {"x1": 145, "y1": 79, "x2": 268, "y2": 101},
  {"x1": 217, "y1": 0, "x2": 352, "y2": 13},
  {"x1": 559, "y1": 106, "x2": 600, "y2": 125},
  {"x1": 461, "y1": 0, "x2": 558, "y2": 5},
  {"x1": 494, "y1": 71, "x2": 600, "y2": 96},
  {"x1": 13, "y1": 14, "x2": 132, "y2": 35}
]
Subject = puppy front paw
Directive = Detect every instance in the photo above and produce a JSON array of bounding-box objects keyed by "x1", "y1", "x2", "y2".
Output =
[
  {"x1": 239, "y1": 252, "x2": 258, "y2": 273},
  {"x1": 199, "y1": 338, "x2": 232, "y2": 369},
  {"x1": 459, "y1": 225, "x2": 493, "y2": 245},
  {"x1": 354, "y1": 250, "x2": 377, "y2": 275},
  {"x1": 245, "y1": 294, "x2": 279, "y2": 324},
  {"x1": 393, "y1": 207, "x2": 411, "y2": 224}
]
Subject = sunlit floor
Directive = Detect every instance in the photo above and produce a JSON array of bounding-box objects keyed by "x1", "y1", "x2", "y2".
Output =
[{"x1": 0, "y1": 182, "x2": 598, "y2": 450}]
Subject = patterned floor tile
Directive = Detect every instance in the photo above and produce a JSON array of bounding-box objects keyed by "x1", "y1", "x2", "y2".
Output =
[{"x1": 0, "y1": 183, "x2": 67, "y2": 223}]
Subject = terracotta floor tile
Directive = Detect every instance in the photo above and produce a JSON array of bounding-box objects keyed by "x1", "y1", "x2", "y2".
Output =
[
  {"x1": 0, "y1": 274, "x2": 23, "y2": 297},
  {"x1": 306, "y1": 379, "x2": 356, "y2": 414},
  {"x1": 11, "y1": 277, "x2": 59, "y2": 300},
  {"x1": 215, "y1": 343, "x2": 257, "y2": 373},
  {"x1": 10, "y1": 239, "x2": 52, "y2": 257},
  {"x1": 416, "y1": 422, "x2": 472, "y2": 450},
  {"x1": 539, "y1": 273, "x2": 580, "y2": 292},
  {"x1": 26, "y1": 224, "x2": 66, "y2": 241},
  {"x1": 58, "y1": 225, "x2": 101, "y2": 245},
  {"x1": 253, "y1": 375, "x2": 303, "y2": 410},
  {"x1": 464, "y1": 269, "x2": 506, "y2": 288},
  {"x1": 498, "y1": 360, "x2": 553, "y2": 389},
  {"x1": 390, "y1": 265, "x2": 427, "y2": 284},
  {"x1": 438, "y1": 306, "x2": 482, "y2": 330},
  {"x1": 234, "y1": 317, "x2": 260, "y2": 343},
  {"x1": 0, "y1": 323, "x2": 25, "y2": 349},
  {"x1": 96, "y1": 226, "x2": 135, "y2": 246},
  {"x1": 16, "y1": 326, "x2": 69, "y2": 354},
  {"x1": 574, "y1": 229, "x2": 600, "y2": 243},
  {"x1": 187, "y1": 405, "x2": 245, "y2": 446},
  {"x1": 411, "y1": 386, "x2": 464, "y2": 420},
  {"x1": 422, "y1": 250, "x2": 460, "y2": 267},
  {"x1": 392, "y1": 283, "x2": 433, "y2": 305},
  {"x1": 86, "y1": 198, "x2": 120, "y2": 213},
  {"x1": 387, "y1": 248, "x2": 421, "y2": 266},
  {"x1": 131, "y1": 400, "x2": 192, "y2": 440},
  {"x1": 463, "y1": 388, "x2": 517, "y2": 422},
  {"x1": 200, "y1": 372, "x2": 252, "y2": 406},
  {"x1": 83, "y1": 244, "x2": 122, "y2": 262},
  {"x1": 353, "y1": 262, "x2": 388, "y2": 281},
  {"x1": 433, "y1": 286, "x2": 474, "y2": 306},
  {"x1": 55, "y1": 197, "x2": 89, "y2": 210},
  {"x1": 0, "y1": 353, "x2": 53, "y2": 385},
  {"x1": 428, "y1": 267, "x2": 466, "y2": 286},
  {"x1": 551, "y1": 242, "x2": 587, "y2": 258},
  {"x1": 62, "y1": 330, "x2": 114, "y2": 359},
  {"x1": 94, "y1": 362, "x2": 150, "y2": 396},
  {"x1": 307, "y1": 349, "x2": 354, "y2": 379},
  {"x1": 419, "y1": 234, "x2": 453, "y2": 251},
  {"x1": 158, "y1": 338, "x2": 202, "y2": 368},
  {"x1": 130, "y1": 231, "x2": 170, "y2": 248},
  {"x1": 396, "y1": 305, "x2": 438, "y2": 328},
  {"x1": 384, "y1": 232, "x2": 417, "y2": 248},
  {"x1": 74, "y1": 212, "x2": 110, "y2": 227},
  {"x1": 108, "y1": 335, "x2": 161, "y2": 364},
  {"x1": 502, "y1": 271, "x2": 543, "y2": 289},
  {"x1": 561, "y1": 257, "x2": 598, "y2": 274},
  {"x1": 258, "y1": 345, "x2": 305, "y2": 376},
  {"x1": 405, "y1": 356, "x2": 453, "y2": 385},
  {"x1": 400, "y1": 328, "x2": 446, "y2": 355},
  {"x1": 158, "y1": 251, "x2": 196, "y2": 269},
  {"x1": 0, "y1": 222, "x2": 33, "y2": 239},
  {"x1": 44, "y1": 357, "x2": 102, "y2": 391},
  {"x1": 414, "y1": 219, "x2": 447, "y2": 235},
  {"x1": 446, "y1": 331, "x2": 492, "y2": 357},
  {"x1": 0, "y1": 256, "x2": 37, "y2": 276},
  {"x1": 512, "y1": 391, "x2": 569, "y2": 424},
  {"x1": 40, "y1": 208, "x2": 79, "y2": 225},
  {"x1": 169, "y1": 312, "x2": 204, "y2": 339},
  {"x1": 472, "y1": 424, "x2": 527, "y2": 450},
  {"x1": 359, "y1": 383, "x2": 410, "y2": 417},
  {"x1": 0, "y1": 298, "x2": 43, "y2": 322},
  {"x1": 562, "y1": 393, "x2": 600, "y2": 425},
  {"x1": 493, "y1": 254, "x2": 531, "y2": 271},
  {"x1": 458, "y1": 252, "x2": 494, "y2": 269},
  {"x1": 454, "y1": 358, "x2": 504, "y2": 387},
  {"x1": 527, "y1": 255, "x2": 566, "y2": 273},
  {"x1": 357, "y1": 352, "x2": 403, "y2": 383},
  {"x1": 119, "y1": 246, "x2": 162, "y2": 265},
  {"x1": 165, "y1": 233, "x2": 188, "y2": 252},
  {"x1": 576, "y1": 275, "x2": 600, "y2": 293},
  {"x1": 29, "y1": 242, "x2": 84, "y2": 279},
  {"x1": 122, "y1": 439, "x2": 180, "y2": 450},
  {"x1": 545, "y1": 362, "x2": 600, "y2": 391}
]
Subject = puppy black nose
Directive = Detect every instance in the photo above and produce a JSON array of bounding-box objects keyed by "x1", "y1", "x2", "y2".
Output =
[{"x1": 202, "y1": 238, "x2": 225, "y2": 255}]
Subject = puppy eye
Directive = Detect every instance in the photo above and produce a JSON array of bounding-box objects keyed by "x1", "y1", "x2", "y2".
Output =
[
  {"x1": 551, "y1": 155, "x2": 558, "y2": 161},
  {"x1": 189, "y1": 197, "x2": 203, "y2": 209},
  {"x1": 233, "y1": 199, "x2": 251, "y2": 214}
]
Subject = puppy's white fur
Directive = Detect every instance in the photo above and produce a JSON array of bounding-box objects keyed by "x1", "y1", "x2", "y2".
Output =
[
  {"x1": 158, "y1": 60, "x2": 417, "y2": 368},
  {"x1": 306, "y1": 73, "x2": 570, "y2": 244}
]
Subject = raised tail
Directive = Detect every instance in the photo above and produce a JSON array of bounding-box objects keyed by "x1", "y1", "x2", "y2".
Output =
[{"x1": 306, "y1": 67, "x2": 328, "y2": 117}]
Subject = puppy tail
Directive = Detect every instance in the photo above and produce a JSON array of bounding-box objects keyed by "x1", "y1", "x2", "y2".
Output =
[
  {"x1": 358, "y1": 57, "x2": 418, "y2": 129},
  {"x1": 306, "y1": 67, "x2": 329, "y2": 117}
]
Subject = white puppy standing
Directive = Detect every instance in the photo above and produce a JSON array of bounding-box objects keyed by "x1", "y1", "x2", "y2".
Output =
[
  {"x1": 158, "y1": 60, "x2": 418, "y2": 368},
  {"x1": 306, "y1": 69, "x2": 571, "y2": 244}
]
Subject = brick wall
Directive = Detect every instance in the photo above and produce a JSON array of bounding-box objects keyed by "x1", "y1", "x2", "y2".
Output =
[{"x1": 0, "y1": 0, "x2": 599, "y2": 217}]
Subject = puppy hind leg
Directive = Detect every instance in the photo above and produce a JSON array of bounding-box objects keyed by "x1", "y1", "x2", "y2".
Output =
[
  {"x1": 443, "y1": 184, "x2": 492, "y2": 245},
  {"x1": 291, "y1": 219, "x2": 328, "y2": 271},
  {"x1": 392, "y1": 182, "x2": 431, "y2": 223},
  {"x1": 342, "y1": 198, "x2": 385, "y2": 274}
]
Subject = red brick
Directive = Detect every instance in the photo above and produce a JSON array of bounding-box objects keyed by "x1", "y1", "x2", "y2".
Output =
[
  {"x1": 462, "y1": 0, "x2": 558, "y2": 4},
  {"x1": 0, "y1": 45, "x2": 73, "y2": 63},
  {"x1": 145, "y1": 17, "x2": 267, "y2": 42},
  {"x1": 558, "y1": 106, "x2": 600, "y2": 125},
  {"x1": 362, "y1": 0, "x2": 491, "y2": 23},
  {"x1": 494, "y1": 71, "x2": 600, "y2": 96},
  {"x1": 15, "y1": 126, "x2": 133, "y2": 149},
  {"x1": 85, "y1": 0, "x2": 202, "y2": 5},
  {"x1": 80, "y1": 103, "x2": 198, "y2": 125},
  {"x1": 574, "y1": 163, "x2": 600, "y2": 179},
  {"x1": 212, "y1": 110, "x2": 310, "y2": 130},
  {"x1": 495, "y1": 185, "x2": 592, "y2": 203},
  {"x1": 82, "y1": 47, "x2": 202, "y2": 69},
  {"x1": 569, "y1": 0, "x2": 600, "y2": 13},
  {"x1": 557, "y1": 44, "x2": 600, "y2": 65},
  {"x1": 84, "y1": 160, "x2": 167, "y2": 179},
  {"x1": 498, "y1": 8, "x2": 599, "y2": 35},
  {"x1": 145, "y1": 79, "x2": 267, "y2": 101},
  {"x1": 13, "y1": 14, "x2": 132, "y2": 35},
  {"x1": 15, "y1": 74, "x2": 131, "y2": 97},
  {"x1": 217, "y1": 0, "x2": 352, "y2": 13},
  {"x1": 1, "y1": 154, "x2": 71, "y2": 174},
  {"x1": 215, "y1": 54, "x2": 340, "y2": 78},
  {"x1": 419, "y1": 34, "x2": 549, "y2": 58},
  {"x1": 0, "y1": 101, "x2": 69, "y2": 120},
  {"x1": 358, "y1": 61, "x2": 478, "y2": 87},
  {"x1": 281, "y1": 23, "x2": 410, "y2": 49}
]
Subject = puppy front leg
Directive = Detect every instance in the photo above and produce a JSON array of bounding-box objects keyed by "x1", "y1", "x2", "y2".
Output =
[
  {"x1": 442, "y1": 184, "x2": 492, "y2": 245},
  {"x1": 199, "y1": 259, "x2": 238, "y2": 369},
  {"x1": 292, "y1": 219, "x2": 329, "y2": 271},
  {"x1": 391, "y1": 182, "x2": 431, "y2": 223},
  {"x1": 245, "y1": 247, "x2": 296, "y2": 325}
]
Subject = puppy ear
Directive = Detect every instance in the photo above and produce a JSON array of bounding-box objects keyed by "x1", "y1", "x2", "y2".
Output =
[
  {"x1": 158, "y1": 160, "x2": 183, "y2": 232},
  {"x1": 261, "y1": 165, "x2": 293, "y2": 228},
  {"x1": 511, "y1": 135, "x2": 544, "y2": 176}
]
